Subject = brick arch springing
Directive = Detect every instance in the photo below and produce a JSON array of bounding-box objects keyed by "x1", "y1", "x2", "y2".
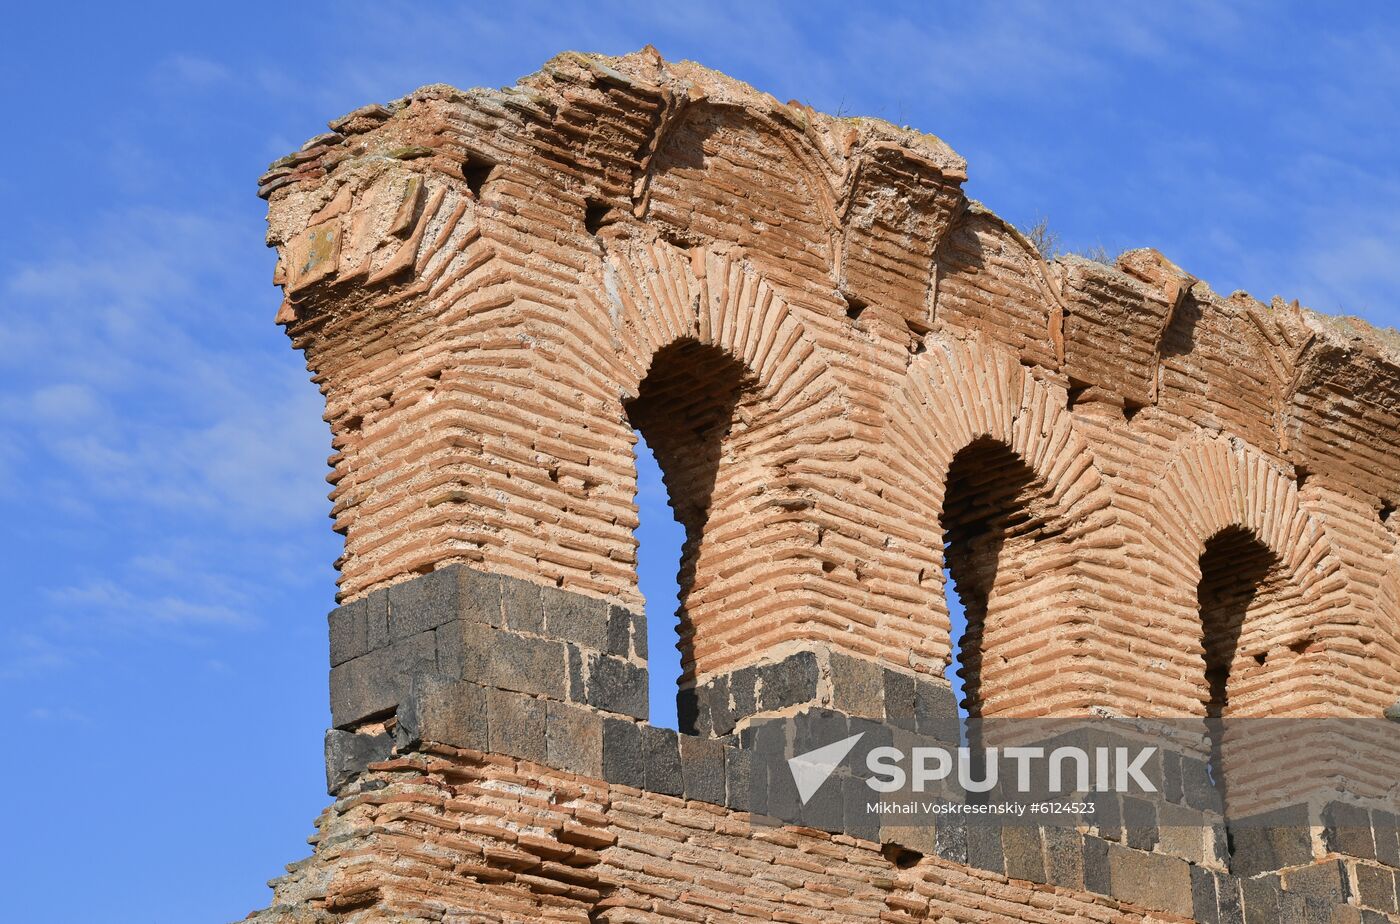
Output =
[{"x1": 882, "y1": 335, "x2": 1117, "y2": 716}]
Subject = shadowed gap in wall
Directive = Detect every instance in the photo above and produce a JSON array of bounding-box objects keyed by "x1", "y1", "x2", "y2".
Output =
[
  {"x1": 943, "y1": 563, "x2": 970, "y2": 721},
  {"x1": 626, "y1": 339, "x2": 751, "y2": 732},
  {"x1": 633, "y1": 432, "x2": 684, "y2": 730}
]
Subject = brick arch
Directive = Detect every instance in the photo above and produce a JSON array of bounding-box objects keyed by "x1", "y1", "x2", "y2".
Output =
[
  {"x1": 881, "y1": 334, "x2": 1117, "y2": 716},
  {"x1": 598, "y1": 237, "x2": 827, "y2": 403},
  {"x1": 1146, "y1": 434, "x2": 1361, "y2": 716},
  {"x1": 564, "y1": 235, "x2": 849, "y2": 684}
]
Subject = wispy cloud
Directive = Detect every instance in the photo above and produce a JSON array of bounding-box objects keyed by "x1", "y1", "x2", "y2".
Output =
[
  {"x1": 0, "y1": 633, "x2": 88, "y2": 681},
  {"x1": 0, "y1": 198, "x2": 332, "y2": 682},
  {"x1": 1, "y1": 205, "x2": 331, "y2": 527},
  {"x1": 154, "y1": 53, "x2": 234, "y2": 89},
  {"x1": 26, "y1": 705, "x2": 91, "y2": 724},
  {"x1": 49, "y1": 579, "x2": 258, "y2": 632}
]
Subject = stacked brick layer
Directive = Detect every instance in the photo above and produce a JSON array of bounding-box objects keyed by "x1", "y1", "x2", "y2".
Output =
[{"x1": 257, "y1": 738, "x2": 1400, "y2": 924}]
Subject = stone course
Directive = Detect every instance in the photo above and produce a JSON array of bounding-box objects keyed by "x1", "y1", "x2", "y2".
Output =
[{"x1": 246, "y1": 47, "x2": 1399, "y2": 923}]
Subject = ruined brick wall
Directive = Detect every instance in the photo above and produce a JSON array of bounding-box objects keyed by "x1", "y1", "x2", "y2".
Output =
[{"x1": 248, "y1": 49, "x2": 1400, "y2": 923}]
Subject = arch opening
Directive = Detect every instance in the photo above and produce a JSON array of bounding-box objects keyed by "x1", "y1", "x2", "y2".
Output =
[
  {"x1": 626, "y1": 339, "x2": 754, "y2": 727},
  {"x1": 1196, "y1": 525, "x2": 1290, "y2": 806},
  {"x1": 1197, "y1": 526, "x2": 1280, "y2": 722},
  {"x1": 940, "y1": 437, "x2": 1056, "y2": 719}
]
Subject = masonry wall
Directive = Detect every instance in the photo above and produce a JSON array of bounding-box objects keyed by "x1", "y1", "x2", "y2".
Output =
[{"x1": 248, "y1": 48, "x2": 1400, "y2": 923}]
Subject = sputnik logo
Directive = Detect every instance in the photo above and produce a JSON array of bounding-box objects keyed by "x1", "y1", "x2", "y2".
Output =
[{"x1": 787, "y1": 732, "x2": 865, "y2": 804}]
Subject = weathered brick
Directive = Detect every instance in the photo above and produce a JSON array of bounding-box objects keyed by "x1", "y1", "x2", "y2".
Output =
[
  {"x1": 545, "y1": 700, "x2": 602, "y2": 777},
  {"x1": 257, "y1": 46, "x2": 1400, "y2": 924},
  {"x1": 486, "y1": 687, "x2": 546, "y2": 763},
  {"x1": 324, "y1": 728, "x2": 393, "y2": 794},
  {"x1": 1108, "y1": 845, "x2": 1193, "y2": 918},
  {"x1": 829, "y1": 652, "x2": 884, "y2": 718},
  {"x1": 641, "y1": 726, "x2": 683, "y2": 797},
  {"x1": 542, "y1": 584, "x2": 608, "y2": 650},
  {"x1": 328, "y1": 599, "x2": 369, "y2": 667},
  {"x1": 329, "y1": 630, "x2": 436, "y2": 728},
  {"x1": 679, "y1": 734, "x2": 725, "y2": 805},
  {"x1": 396, "y1": 674, "x2": 487, "y2": 751},
  {"x1": 1001, "y1": 825, "x2": 1045, "y2": 884},
  {"x1": 601, "y1": 717, "x2": 644, "y2": 789},
  {"x1": 499, "y1": 574, "x2": 541, "y2": 632}
]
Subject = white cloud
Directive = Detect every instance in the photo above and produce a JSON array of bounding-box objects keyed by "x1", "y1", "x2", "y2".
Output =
[
  {"x1": 1, "y1": 205, "x2": 332, "y2": 528},
  {"x1": 0, "y1": 199, "x2": 333, "y2": 683},
  {"x1": 48, "y1": 579, "x2": 258, "y2": 632},
  {"x1": 154, "y1": 53, "x2": 233, "y2": 89},
  {"x1": 26, "y1": 706, "x2": 92, "y2": 723},
  {"x1": 0, "y1": 633, "x2": 86, "y2": 681}
]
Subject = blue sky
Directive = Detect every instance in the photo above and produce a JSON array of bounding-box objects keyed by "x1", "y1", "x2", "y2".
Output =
[{"x1": 2, "y1": 3, "x2": 1397, "y2": 920}]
